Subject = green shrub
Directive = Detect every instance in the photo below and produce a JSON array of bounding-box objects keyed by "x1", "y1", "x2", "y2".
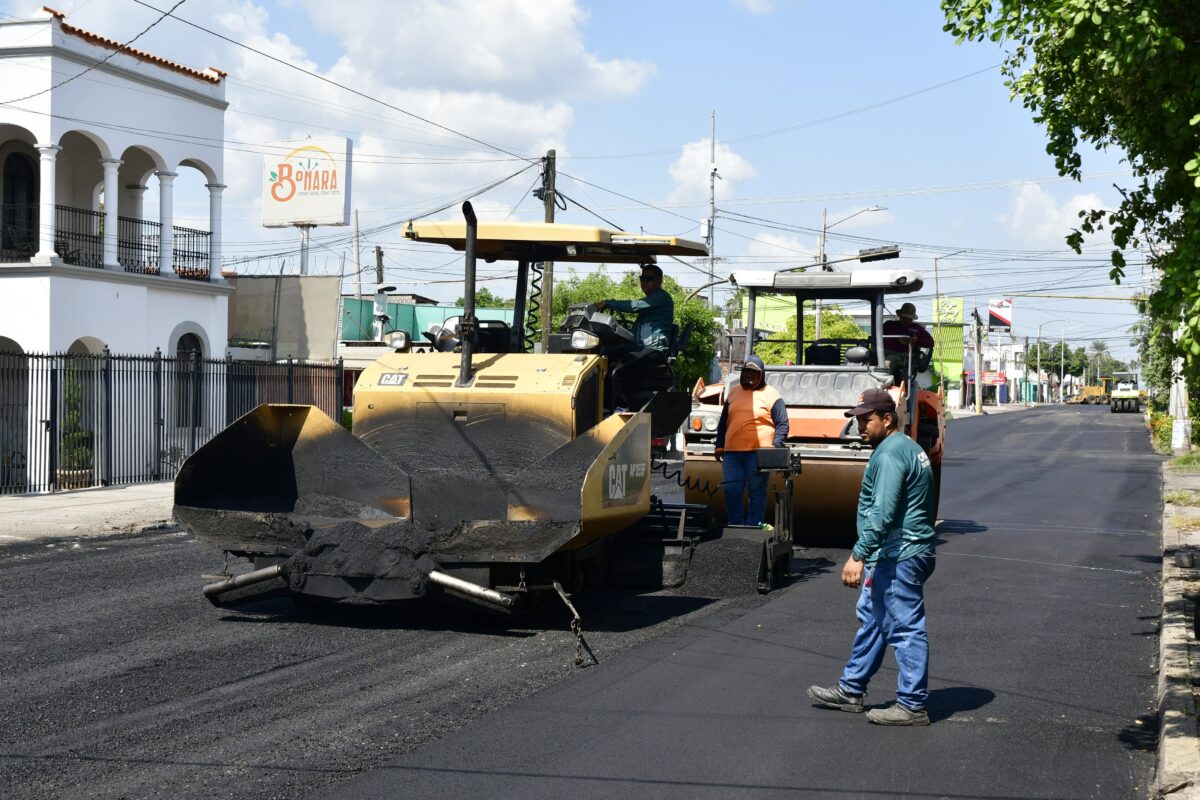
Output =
[
  {"x1": 60, "y1": 375, "x2": 93, "y2": 471},
  {"x1": 1150, "y1": 412, "x2": 1173, "y2": 454},
  {"x1": 1169, "y1": 453, "x2": 1200, "y2": 471},
  {"x1": 1165, "y1": 489, "x2": 1200, "y2": 506},
  {"x1": 341, "y1": 409, "x2": 353, "y2": 431}
]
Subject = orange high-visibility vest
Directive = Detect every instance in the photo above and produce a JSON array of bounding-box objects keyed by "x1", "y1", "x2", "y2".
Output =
[{"x1": 724, "y1": 383, "x2": 784, "y2": 451}]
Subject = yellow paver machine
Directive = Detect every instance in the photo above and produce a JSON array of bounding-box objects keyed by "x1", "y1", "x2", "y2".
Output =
[
  {"x1": 682, "y1": 269, "x2": 947, "y2": 544},
  {"x1": 175, "y1": 203, "x2": 721, "y2": 613}
]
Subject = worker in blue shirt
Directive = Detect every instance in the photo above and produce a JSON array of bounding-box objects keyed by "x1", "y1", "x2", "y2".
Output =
[
  {"x1": 807, "y1": 388, "x2": 938, "y2": 726},
  {"x1": 597, "y1": 264, "x2": 675, "y2": 407}
]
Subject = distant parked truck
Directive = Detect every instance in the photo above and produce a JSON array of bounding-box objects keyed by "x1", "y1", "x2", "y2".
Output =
[{"x1": 1068, "y1": 385, "x2": 1107, "y2": 405}]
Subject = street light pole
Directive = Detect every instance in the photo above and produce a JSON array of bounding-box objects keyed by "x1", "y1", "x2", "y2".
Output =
[
  {"x1": 1035, "y1": 318, "x2": 1069, "y2": 404},
  {"x1": 814, "y1": 205, "x2": 885, "y2": 340}
]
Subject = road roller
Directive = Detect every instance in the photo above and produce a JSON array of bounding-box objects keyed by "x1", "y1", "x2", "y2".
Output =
[
  {"x1": 682, "y1": 269, "x2": 947, "y2": 545},
  {"x1": 174, "y1": 203, "x2": 750, "y2": 615}
]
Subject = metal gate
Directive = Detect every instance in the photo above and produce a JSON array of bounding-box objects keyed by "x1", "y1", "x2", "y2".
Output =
[{"x1": 0, "y1": 350, "x2": 343, "y2": 494}]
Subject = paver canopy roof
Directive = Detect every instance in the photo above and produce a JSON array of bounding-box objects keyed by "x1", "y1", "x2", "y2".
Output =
[{"x1": 404, "y1": 220, "x2": 708, "y2": 264}]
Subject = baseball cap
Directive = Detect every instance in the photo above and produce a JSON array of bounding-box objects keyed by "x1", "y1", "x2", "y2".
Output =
[{"x1": 844, "y1": 387, "x2": 897, "y2": 417}]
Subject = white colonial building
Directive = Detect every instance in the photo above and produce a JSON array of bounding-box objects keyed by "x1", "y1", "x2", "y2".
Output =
[{"x1": 0, "y1": 5, "x2": 229, "y2": 359}]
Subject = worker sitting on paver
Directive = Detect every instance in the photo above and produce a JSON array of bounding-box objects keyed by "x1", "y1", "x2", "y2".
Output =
[{"x1": 597, "y1": 264, "x2": 675, "y2": 408}]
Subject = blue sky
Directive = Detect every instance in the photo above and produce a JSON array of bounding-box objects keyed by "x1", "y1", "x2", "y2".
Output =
[{"x1": 4, "y1": 0, "x2": 1144, "y2": 361}]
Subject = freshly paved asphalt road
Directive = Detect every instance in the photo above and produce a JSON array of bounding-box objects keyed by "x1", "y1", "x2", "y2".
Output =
[
  {"x1": 0, "y1": 406, "x2": 1162, "y2": 799},
  {"x1": 316, "y1": 405, "x2": 1164, "y2": 800}
]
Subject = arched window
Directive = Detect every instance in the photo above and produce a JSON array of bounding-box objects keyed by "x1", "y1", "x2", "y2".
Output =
[
  {"x1": 2, "y1": 152, "x2": 37, "y2": 255},
  {"x1": 176, "y1": 333, "x2": 203, "y2": 357}
]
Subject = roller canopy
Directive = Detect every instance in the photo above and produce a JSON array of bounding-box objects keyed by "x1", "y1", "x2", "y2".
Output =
[
  {"x1": 404, "y1": 220, "x2": 708, "y2": 263},
  {"x1": 731, "y1": 269, "x2": 923, "y2": 294}
]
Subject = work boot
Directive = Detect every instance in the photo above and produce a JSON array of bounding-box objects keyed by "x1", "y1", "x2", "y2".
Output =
[
  {"x1": 865, "y1": 703, "x2": 930, "y2": 726},
  {"x1": 806, "y1": 684, "x2": 864, "y2": 713}
]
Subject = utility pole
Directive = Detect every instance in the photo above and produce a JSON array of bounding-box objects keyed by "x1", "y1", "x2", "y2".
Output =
[
  {"x1": 707, "y1": 111, "x2": 719, "y2": 309},
  {"x1": 374, "y1": 245, "x2": 384, "y2": 285},
  {"x1": 1023, "y1": 336, "x2": 1030, "y2": 406},
  {"x1": 815, "y1": 208, "x2": 828, "y2": 340},
  {"x1": 540, "y1": 149, "x2": 557, "y2": 353},
  {"x1": 353, "y1": 210, "x2": 362, "y2": 297},
  {"x1": 974, "y1": 308, "x2": 985, "y2": 414},
  {"x1": 1059, "y1": 328, "x2": 1066, "y2": 403}
]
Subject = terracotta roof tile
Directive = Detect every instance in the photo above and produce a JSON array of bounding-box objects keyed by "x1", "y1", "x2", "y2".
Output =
[{"x1": 42, "y1": 5, "x2": 225, "y2": 85}]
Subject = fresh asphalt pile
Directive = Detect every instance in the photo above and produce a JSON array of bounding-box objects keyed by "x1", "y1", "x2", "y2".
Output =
[{"x1": 0, "y1": 521, "x2": 767, "y2": 800}]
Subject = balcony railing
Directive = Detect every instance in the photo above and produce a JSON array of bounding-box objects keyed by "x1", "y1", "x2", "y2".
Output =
[{"x1": 0, "y1": 204, "x2": 211, "y2": 280}]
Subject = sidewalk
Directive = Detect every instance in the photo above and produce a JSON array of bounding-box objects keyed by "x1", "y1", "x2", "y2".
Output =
[
  {"x1": 0, "y1": 481, "x2": 175, "y2": 545},
  {"x1": 1159, "y1": 468, "x2": 1200, "y2": 799},
  {"x1": 948, "y1": 400, "x2": 1037, "y2": 418}
]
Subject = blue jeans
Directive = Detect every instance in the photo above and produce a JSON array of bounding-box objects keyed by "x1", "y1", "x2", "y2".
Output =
[
  {"x1": 722, "y1": 450, "x2": 768, "y2": 526},
  {"x1": 839, "y1": 549, "x2": 936, "y2": 709}
]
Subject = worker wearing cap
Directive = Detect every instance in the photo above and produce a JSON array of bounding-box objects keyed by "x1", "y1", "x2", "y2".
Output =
[
  {"x1": 713, "y1": 355, "x2": 789, "y2": 528},
  {"x1": 597, "y1": 264, "x2": 675, "y2": 408},
  {"x1": 807, "y1": 388, "x2": 937, "y2": 726}
]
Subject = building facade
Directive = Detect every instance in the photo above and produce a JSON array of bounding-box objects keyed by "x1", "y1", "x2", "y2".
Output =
[{"x1": 0, "y1": 6, "x2": 230, "y2": 359}]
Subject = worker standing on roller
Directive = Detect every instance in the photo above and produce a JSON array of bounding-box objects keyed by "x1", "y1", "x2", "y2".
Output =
[{"x1": 713, "y1": 355, "x2": 788, "y2": 528}]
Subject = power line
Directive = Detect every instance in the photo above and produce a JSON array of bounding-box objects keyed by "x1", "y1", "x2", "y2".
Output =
[{"x1": 130, "y1": 0, "x2": 537, "y2": 165}]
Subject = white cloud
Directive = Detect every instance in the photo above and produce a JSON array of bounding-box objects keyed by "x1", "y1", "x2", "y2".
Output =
[
  {"x1": 1003, "y1": 182, "x2": 1104, "y2": 249},
  {"x1": 295, "y1": 0, "x2": 654, "y2": 101},
  {"x1": 734, "y1": 0, "x2": 776, "y2": 13},
  {"x1": 744, "y1": 233, "x2": 812, "y2": 262},
  {"x1": 668, "y1": 140, "x2": 757, "y2": 204},
  {"x1": 1, "y1": 0, "x2": 656, "y2": 297}
]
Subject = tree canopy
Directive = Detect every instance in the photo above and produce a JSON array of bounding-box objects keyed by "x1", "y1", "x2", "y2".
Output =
[
  {"x1": 942, "y1": 1, "x2": 1200, "y2": 373},
  {"x1": 455, "y1": 287, "x2": 513, "y2": 309},
  {"x1": 755, "y1": 303, "x2": 865, "y2": 365},
  {"x1": 549, "y1": 267, "x2": 719, "y2": 390}
]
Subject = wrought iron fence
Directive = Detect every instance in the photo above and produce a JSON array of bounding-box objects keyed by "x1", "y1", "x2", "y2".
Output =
[
  {"x1": 0, "y1": 350, "x2": 343, "y2": 495},
  {"x1": 0, "y1": 203, "x2": 211, "y2": 277},
  {"x1": 172, "y1": 223, "x2": 212, "y2": 281},
  {"x1": 118, "y1": 215, "x2": 161, "y2": 274},
  {"x1": 0, "y1": 203, "x2": 37, "y2": 263},
  {"x1": 54, "y1": 204, "x2": 105, "y2": 269}
]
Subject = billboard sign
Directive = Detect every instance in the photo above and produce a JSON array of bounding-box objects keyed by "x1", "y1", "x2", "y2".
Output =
[
  {"x1": 935, "y1": 297, "x2": 964, "y2": 324},
  {"x1": 262, "y1": 138, "x2": 352, "y2": 227},
  {"x1": 988, "y1": 298, "x2": 1012, "y2": 332}
]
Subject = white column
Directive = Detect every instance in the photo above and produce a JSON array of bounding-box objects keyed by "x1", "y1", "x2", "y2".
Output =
[
  {"x1": 205, "y1": 183, "x2": 225, "y2": 279},
  {"x1": 100, "y1": 158, "x2": 122, "y2": 270},
  {"x1": 156, "y1": 170, "x2": 176, "y2": 276},
  {"x1": 34, "y1": 144, "x2": 61, "y2": 262}
]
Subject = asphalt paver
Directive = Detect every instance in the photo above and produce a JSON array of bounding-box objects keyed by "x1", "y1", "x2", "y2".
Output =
[{"x1": 315, "y1": 405, "x2": 1163, "y2": 800}]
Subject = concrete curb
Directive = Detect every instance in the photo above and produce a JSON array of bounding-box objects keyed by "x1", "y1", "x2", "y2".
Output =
[{"x1": 1158, "y1": 470, "x2": 1200, "y2": 798}]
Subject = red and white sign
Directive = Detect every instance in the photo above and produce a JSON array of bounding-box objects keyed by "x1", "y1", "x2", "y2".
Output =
[{"x1": 988, "y1": 298, "x2": 1012, "y2": 332}]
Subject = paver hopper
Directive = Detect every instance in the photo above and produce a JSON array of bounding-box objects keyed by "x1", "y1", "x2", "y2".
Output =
[{"x1": 176, "y1": 353, "x2": 653, "y2": 608}]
